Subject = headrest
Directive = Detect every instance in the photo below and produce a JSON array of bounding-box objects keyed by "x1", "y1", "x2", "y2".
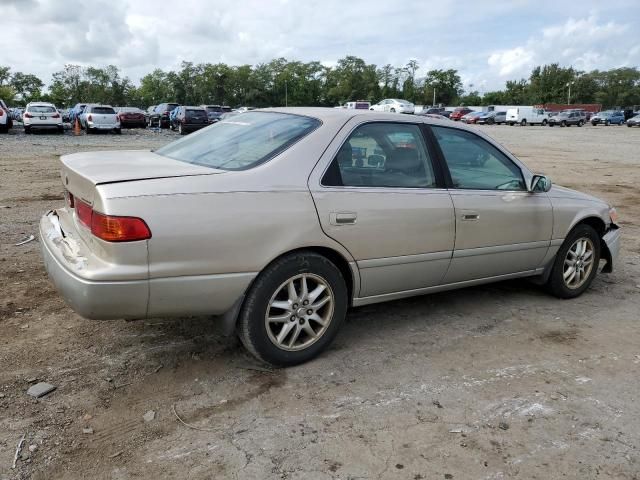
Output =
[{"x1": 385, "y1": 147, "x2": 422, "y2": 173}]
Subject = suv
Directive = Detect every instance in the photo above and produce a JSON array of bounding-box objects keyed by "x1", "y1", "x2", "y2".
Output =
[
  {"x1": 23, "y1": 102, "x2": 63, "y2": 134},
  {"x1": 149, "y1": 102, "x2": 179, "y2": 128},
  {"x1": 0, "y1": 99, "x2": 13, "y2": 133},
  {"x1": 79, "y1": 104, "x2": 121, "y2": 134},
  {"x1": 202, "y1": 104, "x2": 224, "y2": 122},
  {"x1": 170, "y1": 106, "x2": 210, "y2": 134},
  {"x1": 548, "y1": 110, "x2": 586, "y2": 127},
  {"x1": 591, "y1": 110, "x2": 625, "y2": 126}
]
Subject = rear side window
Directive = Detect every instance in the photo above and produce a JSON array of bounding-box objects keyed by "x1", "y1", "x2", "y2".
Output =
[
  {"x1": 91, "y1": 107, "x2": 116, "y2": 114},
  {"x1": 156, "y1": 112, "x2": 320, "y2": 171},
  {"x1": 322, "y1": 123, "x2": 437, "y2": 188},
  {"x1": 431, "y1": 126, "x2": 525, "y2": 191},
  {"x1": 28, "y1": 105, "x2": 56, "y2": 113}
]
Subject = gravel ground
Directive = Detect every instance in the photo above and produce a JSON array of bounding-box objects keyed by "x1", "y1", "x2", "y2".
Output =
[{"x1": 1, "y1": 122, "x2": 639, "y2": 480}]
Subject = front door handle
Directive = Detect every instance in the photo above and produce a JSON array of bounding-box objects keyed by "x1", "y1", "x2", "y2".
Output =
[
  {"x1": 330, "y1": 212, "x2": 357, "y2": 225},
  {"x1": 461, "y1": 211, "x2": 479, "y2": 221}
]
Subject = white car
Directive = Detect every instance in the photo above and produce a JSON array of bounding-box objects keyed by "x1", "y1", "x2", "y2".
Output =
[
  {"x1": 79, "y1": 104, "x2": 121, "y2": 134},
  {"x1": 23, "y1": 102, "x2": 63, "y2": 134},
  {"x1": 369, "y1": 98, "x2": 415, "y2": 114}
]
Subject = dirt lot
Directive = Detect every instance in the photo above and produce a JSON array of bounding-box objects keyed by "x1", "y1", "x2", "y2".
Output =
[{"x1": 1, "y1": 124, "x2": 639, "y2": 480}]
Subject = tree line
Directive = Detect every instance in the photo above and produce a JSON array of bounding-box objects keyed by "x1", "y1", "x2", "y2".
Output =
[{"x1": 1, "y1": 58, "x2": 639, "y2": 109}]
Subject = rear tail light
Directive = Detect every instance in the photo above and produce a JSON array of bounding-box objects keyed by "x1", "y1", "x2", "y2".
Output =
[
  {"x1": 88, "y1": 114, "x2": 93, "y2": 122},
  {"x1": 162, "y1": 111, "x2": 169, "y2": 116},
  {"x1": 0, "y1": 110, "x2": 3, "y2": 117},
  {"x1": 24, "y1": 112, "x2": 32, "y2": 118},
  {"x1": 75, "y1": 199, "x2": 151, "y2": 242},
  {"x1": 52, "y1": 113, "x2": 60, "y2": 118}
]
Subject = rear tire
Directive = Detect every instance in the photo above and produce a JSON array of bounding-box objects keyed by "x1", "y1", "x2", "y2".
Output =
[
  {"x1": 237, "y1": 252, "x2": 348, "y2": 367},
  {"x1": 546, "y1": 224, "x2": 601, "y2": 299},
  {"x1": 521, "y1": 119, "x2": 527, "y2": 126},
  {"x1": 542, "y1": 119, "x2": 548, "y2": 126},
  {"x1": 578, "y1": 120, "x2": 584, "y2": 127},
  {"x1": 561, "y1": 120, "x2": 567, "y2": 127}
]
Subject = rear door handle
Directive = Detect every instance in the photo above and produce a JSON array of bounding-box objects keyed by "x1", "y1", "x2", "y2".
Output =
[{"x1": 330, "y1": 212, "x2": 357, "y2": 225}]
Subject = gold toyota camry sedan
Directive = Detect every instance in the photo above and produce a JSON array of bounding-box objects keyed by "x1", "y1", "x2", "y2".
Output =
[{"x1": 40, "y1": 108, "x2": 620, "y2": 366}]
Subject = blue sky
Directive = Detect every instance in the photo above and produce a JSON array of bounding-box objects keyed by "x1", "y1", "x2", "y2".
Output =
[{"x1": 1, "y1": 0, "x2": 639, "y2": 92}]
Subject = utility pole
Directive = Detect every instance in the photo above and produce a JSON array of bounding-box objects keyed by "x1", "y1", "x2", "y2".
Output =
[
  {"x1": 432, "y1": 87, "x2": 436, "y2": 107},
  {"x1": 285, "y1": 79, "x2": 288, "y2": 107}
]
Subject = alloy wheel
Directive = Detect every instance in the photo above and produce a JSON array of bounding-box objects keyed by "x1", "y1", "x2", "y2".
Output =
[
  {"x1": 265, "y1": 273, "x2": 334, "y2": 351},
  {"x1": 563, "y1": 237, "x2": 595, "y2": 289}
]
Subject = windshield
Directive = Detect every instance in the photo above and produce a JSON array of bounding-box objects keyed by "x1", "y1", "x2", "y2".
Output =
[{"x1": 156, "y1": 112, "x2": 321, "y2": 171}]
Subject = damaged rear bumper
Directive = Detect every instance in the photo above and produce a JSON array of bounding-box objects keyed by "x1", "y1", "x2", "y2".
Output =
[{"x1": 40, "y1": 211, "x2": 148, "y2": 319}]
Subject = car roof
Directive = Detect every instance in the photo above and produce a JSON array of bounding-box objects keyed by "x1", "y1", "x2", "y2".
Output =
[{"x1": 27, "y1": 102, "x2": 55, "y2": 106}]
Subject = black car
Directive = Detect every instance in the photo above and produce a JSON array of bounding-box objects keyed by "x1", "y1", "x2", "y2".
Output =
[
  {"x1": 149, "y1": 102, "x2": 179, "y2": 128},
  {"x1": 170, "y1": 106, "x2": 209, "y2": 135},
  {"x1": 202, "y1": 105, "x2": 224, "y2": 123}
]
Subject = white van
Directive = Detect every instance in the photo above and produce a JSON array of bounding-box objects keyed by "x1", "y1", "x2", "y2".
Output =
[{"x1": 506, "y1": 107, "x2": 549, "y2": 126}]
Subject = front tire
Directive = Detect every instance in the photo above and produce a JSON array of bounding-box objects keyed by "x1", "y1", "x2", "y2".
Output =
[
  {"x1": 546, "y1": 224, "x2": 601, "y2": 299},
  {"x1": 521, "y1": 119, "x2": 527, "y2": 126},
  {"x1": 578, "y1": 120, "x2": 584, "y2": 127},
  {"x1": 237, "y1": 252, "x2": 348, "y2": 367},
  {"x1": 542, "y1": 119, "x2": 548, "y2": 126}
]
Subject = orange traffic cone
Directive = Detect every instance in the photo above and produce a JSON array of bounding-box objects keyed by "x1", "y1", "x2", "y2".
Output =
[{"x1": 73, "y1": 118, "x2": 81, "y2": 136}]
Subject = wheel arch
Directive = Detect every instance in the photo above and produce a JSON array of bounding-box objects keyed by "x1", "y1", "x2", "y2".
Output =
[{"x1": 220, "y1": 245, "x2": 358, "y2": 335}]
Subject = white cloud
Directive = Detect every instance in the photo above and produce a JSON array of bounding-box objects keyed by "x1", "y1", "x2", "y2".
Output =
[
  {"x1": 485, "y1": 14, "x2": 638, "y2": 82},
  {"x1": 0, "y1": 1, "x2": 638, "y2": 92}
]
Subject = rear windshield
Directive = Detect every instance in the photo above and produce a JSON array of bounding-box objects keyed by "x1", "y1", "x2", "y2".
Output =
[
  {"x1": 28, "y1": 105, "x2": 56, "y2": 113},
  {"x1": 206, "y1": 106, "x2": 222, "y2": 112},
  {"x1": 156, "y1": 112, "x2": 321, "y2": 171},
  {"x1": 221, "y1": 106, "x2": 232, "y2": 112},
  {"x1": 91, "y1": 106, "x2": 116, "y2": 114}
]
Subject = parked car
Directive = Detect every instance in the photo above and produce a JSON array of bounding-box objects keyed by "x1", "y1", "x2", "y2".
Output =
[
  {"x1": 449, "y1": 107, "x2": 474, "y2": 121},
  {"x1": 39, "y1": 108, "x2": 620, "y2": 366},
  {"x1": 461, "y1": 111, "x2": 484, "y2": 124},
  {"x1": 548, "y1": 110, "x2": 586, "y2": 127},
  {"x1": 369, "y1": 99, "x2": 415, "y2": 114},
  {"x1": 344, "y1": 101, "x2": 371, "y2": 110},
  {"x1": 116, "y1": 107, "x2": 146, "y2": 129},
  {"x1": 420, "y1": 107, "x2": 446, "y2": 115},
  {"x1": 60, "y1": 108, "x2": 71, "y2": 123},
  {"x1": 144, "y1": 106, "x2": 155, "y2": 124},
  {"x1": 169, "y1": 106, "x2": 209, "y2": 134},
  {"x1": 626, "y1": 114, "x2": 640, "y2": 127},
  {"x1": 477, "y1": 111, "x2": 506, "y2": 125},
  {"x1": 202, "y1": 105, "x2": 224, "y2": 123},
  {"x1": 591, "y1": 110, "x2": 625, "y2": 126},
  {"x1": 79, "y1": 104, "x2": 121, "y2": 134},
  {"x1": 23, "y1": 102, "x2": 63, "y2": 134},
  {"x1": 506, "y1": 107, "x2": 549, "y2": 126},
  {"x1": 69, "y1": 103, "x2": 87, "y2": 124},
  {"x1": 0, "y1": 99, "x2": 12, "y2": 133},
  {"x1": 149, "y1": 102, "x2": 180, "y2": 128}
]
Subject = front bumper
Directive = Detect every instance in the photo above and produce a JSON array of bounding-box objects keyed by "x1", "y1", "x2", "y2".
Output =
[{"x1": 601, "y1": 226, "x2": 621, "y2": 273}]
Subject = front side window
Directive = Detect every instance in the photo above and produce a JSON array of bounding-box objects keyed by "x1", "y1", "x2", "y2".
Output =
[
  {"x1": 431, "y1": 126, "x2": 525, "y2": 191},
  {"x1": 156, "y1": 112, "x2": 320, "y2": 171},
  {"x1": 322, "y1": 123, "x2": 436, "y2": 188}
]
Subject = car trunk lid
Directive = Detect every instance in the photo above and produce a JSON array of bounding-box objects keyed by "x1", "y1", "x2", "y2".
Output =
[{"x1": 60, "y1": 150, "x2": 223, "y2": 204}]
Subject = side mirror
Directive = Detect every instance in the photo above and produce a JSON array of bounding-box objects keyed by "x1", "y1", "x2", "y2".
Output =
[{"x1": 530, "y1": 174, "x2": 552, "y2": 193}]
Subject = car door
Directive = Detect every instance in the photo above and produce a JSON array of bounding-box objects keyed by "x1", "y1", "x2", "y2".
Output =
[
  {"x1": 309, "y1": 120, "x2": 455, "y2": 299},
  {"x1": 429, "y1": 125, "x2": 553, "y2": 284}
]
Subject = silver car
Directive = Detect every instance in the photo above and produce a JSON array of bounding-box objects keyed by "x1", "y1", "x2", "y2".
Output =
[{"x1": 40, "y1": 108, "x2": 621, "y2": 366}]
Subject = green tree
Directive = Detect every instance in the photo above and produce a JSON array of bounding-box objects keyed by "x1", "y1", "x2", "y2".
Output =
[{"x1": 422, "y1": 69, "x2": 463, "y2": 106}]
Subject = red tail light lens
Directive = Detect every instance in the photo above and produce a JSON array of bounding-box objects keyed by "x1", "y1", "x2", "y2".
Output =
[
  {"x1": 0, "y1": 110, "x2": 3, "y2": 117},
  {"x1": 75, "y1": 199, "x2": 92, "y2": 227},
  {"x1": 91, "y1": 212, "x2": 151, "y2": 242},
  {"x1": 52, "y1": 113, "x2": 60, "y2": 118},
  {"x1": 65, "y1": 190, "x2": 75, "y2": 208},
  {"x1": 75, "y1": 199, "x2": 151, "y2": 242},
  {"x1": 88, "y1": 114, "x2": 93, "y2": 122},
  {"x1": 24, "y1": 112, "x2": 33, "y2": 118}
]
